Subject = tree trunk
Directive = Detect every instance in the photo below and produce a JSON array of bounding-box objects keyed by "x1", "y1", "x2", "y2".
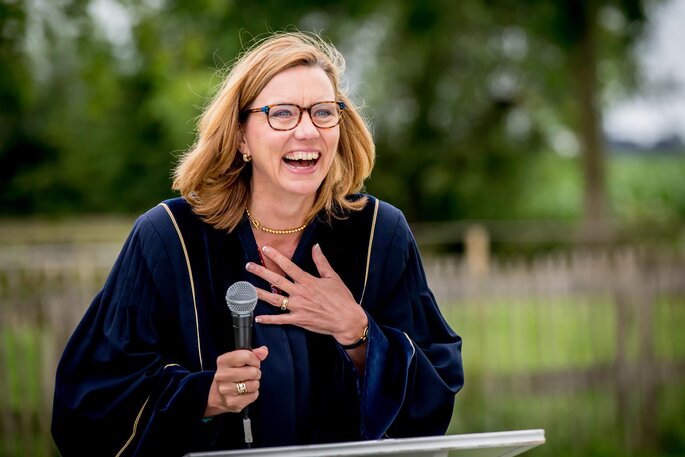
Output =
[{"x1": 570, "y1": 0, "x2": 610, "y2": 241}]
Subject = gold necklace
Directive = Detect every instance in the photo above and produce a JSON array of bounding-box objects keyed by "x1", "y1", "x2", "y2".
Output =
[{"x1": 245, "y1": 207, "x2": 308, "y2": 235}]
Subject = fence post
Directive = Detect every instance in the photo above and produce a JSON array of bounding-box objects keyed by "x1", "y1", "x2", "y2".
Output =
[
  {"x1": 613, "y1": 248, "x2": 635, "y2": 451},
  {"x1": 465, "y1": 225, "x2": 490, "y2": 276},
  {"x1": 613, "y1": 248, "x2": 658, "y2": 453},
  {"x1": 636, "y1": 253, "x2": 657, "y2": 453}
]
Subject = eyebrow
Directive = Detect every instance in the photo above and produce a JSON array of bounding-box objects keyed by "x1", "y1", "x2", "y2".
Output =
[{"x1": 260, "y1": 100, "x2": 334, "y2": 105}]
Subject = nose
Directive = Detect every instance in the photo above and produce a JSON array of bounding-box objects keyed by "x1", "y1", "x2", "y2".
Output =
[{"x1": 293, "y1": 110, "x2": 320, "y2": 140}]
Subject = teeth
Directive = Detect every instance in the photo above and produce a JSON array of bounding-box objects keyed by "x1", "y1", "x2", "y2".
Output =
[{"x1": 284, "y1": 152, "x2": 320, "y2": 161}]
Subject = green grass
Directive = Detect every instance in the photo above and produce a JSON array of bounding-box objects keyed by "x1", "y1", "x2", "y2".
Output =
[
  {"x1": 653, "y1": 296, "x2": 685, "y2": 360},
  {"x1": 515, "y1": 153, "x2": 685, "y2": 224},
  {"x1": 1, "y1": 325, "x2": 50, "y2": 457},
  {"x1": 609, "y1": 155, "x2": 685, "y2": 226},
  {"x1": 452, "y1": 388, "x2": 617, "y2": 454},
  {"x1": 441, "y1": 296, "x2": 685, "y2": 457},
  {"x1": 442, "y1": 298, "x2": 617, "y2": 374},
  {"x1": 2, "y1": 325, "x2": 41, "y2": 413},
  {"x1": 442, "y1": 296, "x2": 685, "y2": 376},
  {"x1": 451, "y1": 384, "x2": 685, "y2": 457}
]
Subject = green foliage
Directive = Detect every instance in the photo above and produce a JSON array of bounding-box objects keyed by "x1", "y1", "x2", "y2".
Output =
[
  {"x1": 1, "y1": 0, "x2": 671, "y2": 229},
  {"x1": 503, "y1": 153, "x2": 685, "y2": 225},
  {"x1": 610, "y1": 155, "x2": 685, "y2": 225}
]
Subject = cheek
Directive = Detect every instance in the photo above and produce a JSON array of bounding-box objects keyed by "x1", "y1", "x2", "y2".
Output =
[
  {"x1": 325, "y1": 131, "x2": 341, "y2": 158},
  {"x1": 246, "y1": 134, "x2": 284, "y2": 163},
  {"x1": 322, "y1": 145, "x2": 338, "y2": 172}
]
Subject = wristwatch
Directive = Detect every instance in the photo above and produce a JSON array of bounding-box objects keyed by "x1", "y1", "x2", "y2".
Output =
[{"x1": 340, "y1": 325, "x2": 369, "y2": 350}]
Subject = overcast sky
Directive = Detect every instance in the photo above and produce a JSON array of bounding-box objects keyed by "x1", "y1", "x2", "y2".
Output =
[{"x1": 603, "y1": 0, "x2": 685, "y2": 146}]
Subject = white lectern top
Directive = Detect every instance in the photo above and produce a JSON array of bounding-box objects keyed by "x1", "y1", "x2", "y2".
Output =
[{"x1": 185, "y1": 429, "x2": 545, "y2": 457}]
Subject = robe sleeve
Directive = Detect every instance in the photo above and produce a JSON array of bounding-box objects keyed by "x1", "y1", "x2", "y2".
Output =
[
  {"x1": 359, "y1": 203, "x2": 464, "y2": 440},
  {"x1": 51, "y1": 211, "x2": 223, "y2": 456}
]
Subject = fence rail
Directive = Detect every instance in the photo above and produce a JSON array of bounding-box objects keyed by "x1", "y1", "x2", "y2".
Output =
[
  {"x1": 423, "y1": 246, "x2": 685, "y2": 455},
  {"x1": 1, "y1": 240, "x2": 684, "y2": 456}
]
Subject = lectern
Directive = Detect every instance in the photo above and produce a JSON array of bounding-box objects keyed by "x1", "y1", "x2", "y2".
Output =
[{"x1": 185, "y1": 429, "x2": 545, "y2": 457}]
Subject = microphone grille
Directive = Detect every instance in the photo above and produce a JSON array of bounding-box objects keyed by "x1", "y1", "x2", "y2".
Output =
[{"x1": 225, "y1": 281, "x2": 258, "y2": 315}]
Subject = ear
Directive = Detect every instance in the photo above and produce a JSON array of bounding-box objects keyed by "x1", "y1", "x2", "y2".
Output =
[{"x1": 238, "y1": 126, "x2": 250, "y2": 156}]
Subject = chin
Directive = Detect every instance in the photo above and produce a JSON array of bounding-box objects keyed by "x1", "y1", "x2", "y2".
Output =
[
  {"x1": 281, "y1": 179, "x2": 326, "y2": 198},
  {"x1": 284, "y1": 186, "x2": 323, "y2": 198}
]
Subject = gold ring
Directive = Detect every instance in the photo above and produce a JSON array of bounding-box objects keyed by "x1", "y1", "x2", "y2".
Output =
[
  {"x1": 236, "y1": 381, "x2": 248, "y2": 395},
  {"x1": 280, "y1": 296, "x2": 289, "y2": 311}
]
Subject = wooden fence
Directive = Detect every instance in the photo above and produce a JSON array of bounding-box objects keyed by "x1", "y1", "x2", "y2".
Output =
[
  {"x1": 1, "y1": 238, "x2": 684, "y2": 456},
  {"x1": 424, "y1": 245, "x2": 685, "y2": 455}
]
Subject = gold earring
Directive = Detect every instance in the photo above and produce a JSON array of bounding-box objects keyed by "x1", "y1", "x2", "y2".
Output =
[{"x1": 242, "y1": 152, "x2": 251, "y2": 162}]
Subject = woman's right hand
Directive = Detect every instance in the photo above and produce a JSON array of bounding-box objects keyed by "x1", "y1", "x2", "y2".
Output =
[{"x1": 204, "y1": 346, "x2": 269, "y2": 417}]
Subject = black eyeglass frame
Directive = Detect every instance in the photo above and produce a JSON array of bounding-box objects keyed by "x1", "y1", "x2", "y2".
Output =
[{"x1": 242, "y1": 101, "x2": 346, "y2": 131}]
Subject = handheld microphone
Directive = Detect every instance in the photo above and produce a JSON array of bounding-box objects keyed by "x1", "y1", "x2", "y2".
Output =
[
  {"x1": 225, "y1": 281, "x2": 258, "y2": 448},
  {"x1": 225, "y1": 281, "x2": 258, "y2": 350}
]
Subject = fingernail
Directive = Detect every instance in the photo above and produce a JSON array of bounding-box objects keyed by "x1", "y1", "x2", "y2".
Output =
[
  {"x1": 314, "y1": 243, "x2": 320, "y2": 250},
  {"x1": 245, "y1": 262, "x2": 254, "y2": 271},
  {"x1": 262, "y1": 245, "x2": 270, "y2": 253},
  {"x1": 255, "y1": 316, "x2": 263, "y2": 323}
]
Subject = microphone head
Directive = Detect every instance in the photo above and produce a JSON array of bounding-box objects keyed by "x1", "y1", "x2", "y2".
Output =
[{"x1": 225, "y1": 281, "x2": 258, "y2": 316}]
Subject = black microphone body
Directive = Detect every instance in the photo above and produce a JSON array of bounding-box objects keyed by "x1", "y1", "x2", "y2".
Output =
[
  {"x1": 225, "y1": 281, "x2": 259, "y2": 448},
  {"x1": 232, "y1": 313, "x2": 253, "y2": 350}
]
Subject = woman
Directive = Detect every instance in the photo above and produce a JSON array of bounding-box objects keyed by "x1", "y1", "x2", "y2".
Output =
[{"x1": 52, "y1": 32, "x2": 463, "y2": 456}]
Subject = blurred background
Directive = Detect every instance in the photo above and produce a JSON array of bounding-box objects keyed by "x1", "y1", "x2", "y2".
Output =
[{"x1": 1, "y1": 0, "x2": 684, "y2": 456}]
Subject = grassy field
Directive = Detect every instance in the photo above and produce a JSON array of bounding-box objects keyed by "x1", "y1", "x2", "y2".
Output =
[
  {"x1": 442, "y1": 297, "x2": 685, "y2": 375},
  {"x1": 443, "y1": 298, "x2": 617, "y2": 374},
  {"x1": 511, "y1": 153, "x2": 685, "y2": 228},
  {"x1": 441, "y1": 296, "x2": 685, "y2": 457},
  {"x1": 451, "y1": 383, "x2": 685, "y2": 457},
  {"x1": 2, "y1": 326, "x2": 41, "y2": 412}
]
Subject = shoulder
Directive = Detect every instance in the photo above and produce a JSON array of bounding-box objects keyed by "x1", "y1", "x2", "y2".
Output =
[
  {"x1": 126, "y1": 198, "x2": 204, "y2": 251},
  {"x1": 138, "y1": 198, "x2": 202, "y2": 233},
  {"x1": 143, "y1": 197, "x2": 194, "y2": 226},
  {"x1": 345, "y1": 194, "x2": 412, "y2": 246}
]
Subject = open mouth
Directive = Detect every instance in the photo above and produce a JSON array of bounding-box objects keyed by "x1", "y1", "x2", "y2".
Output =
[{"x1": 283, "y1": 151, "x2": 320, "y2": 168}]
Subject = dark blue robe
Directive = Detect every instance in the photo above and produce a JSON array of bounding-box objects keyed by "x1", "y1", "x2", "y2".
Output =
[{"x1": 52, "y1": 195, "x2": 463, "y2": 456}]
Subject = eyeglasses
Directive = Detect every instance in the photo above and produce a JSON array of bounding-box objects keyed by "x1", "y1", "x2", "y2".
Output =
[{"x1": 243, "y1": 101, "x2": 346, "y2": 131}]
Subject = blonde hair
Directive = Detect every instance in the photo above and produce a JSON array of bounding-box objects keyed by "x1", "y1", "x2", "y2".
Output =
[{"x1": 172, "y1": 31, "x2": 375, "y2": 232}]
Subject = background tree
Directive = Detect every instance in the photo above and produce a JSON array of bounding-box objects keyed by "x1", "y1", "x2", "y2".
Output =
[
  {"x1": 520, "y1": 0, "x2": 647, "y2": 235},
  {"x1": 0, "y1": 0, "x2": 660, "y2": 229},
  {"x1": 359, "y1": 0, "x2": 648, "y2": 228}
]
